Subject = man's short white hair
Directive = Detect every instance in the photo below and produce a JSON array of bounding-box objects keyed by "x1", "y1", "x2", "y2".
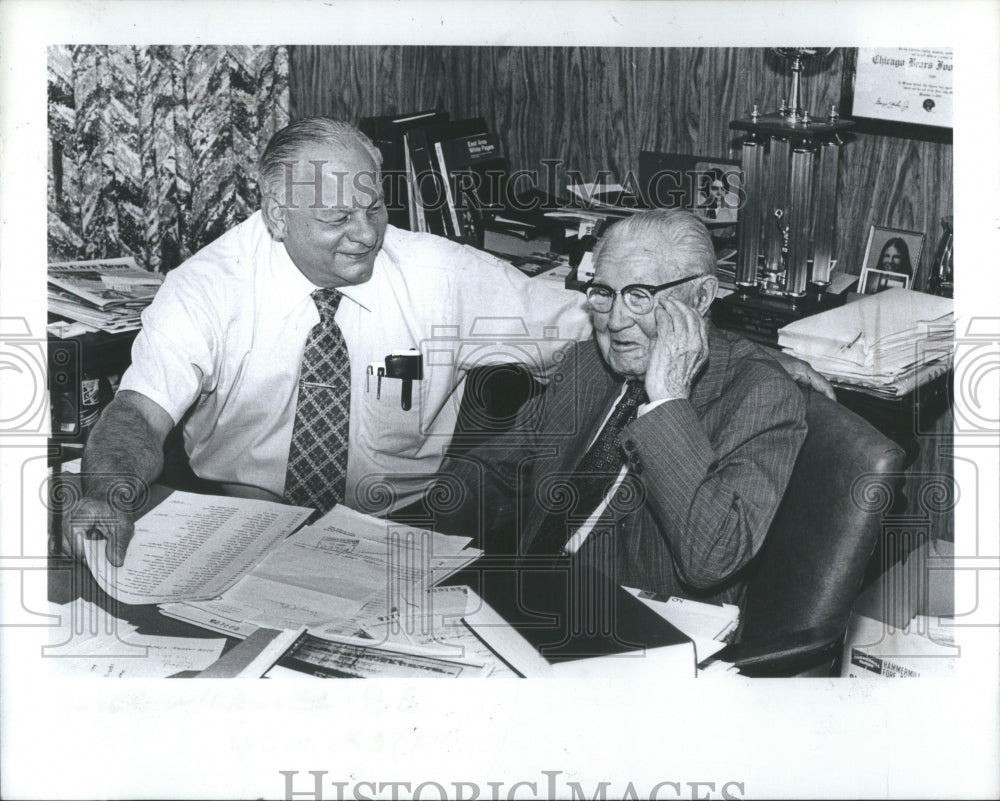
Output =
[{"x1": 593, "y1": 208, "x2": 717, "y2": 277}]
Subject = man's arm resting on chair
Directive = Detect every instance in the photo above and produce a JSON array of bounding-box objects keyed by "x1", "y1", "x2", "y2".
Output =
[{"x1": 64, "y1": 390, "x2": 175, "y2": 567}]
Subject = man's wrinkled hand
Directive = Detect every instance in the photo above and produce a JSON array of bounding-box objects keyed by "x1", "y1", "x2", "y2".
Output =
[
  {"x1": 645, "y1": 296, "x2": 710, "y2": 402},
  {"x1": 62, "y1": 496, "x2": 135, "y2": 567},
  {"x1": 772, "y1": 350, "x2": 836, "y2": 400}
]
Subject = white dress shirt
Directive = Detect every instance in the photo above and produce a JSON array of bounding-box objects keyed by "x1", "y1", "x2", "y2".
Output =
[{"x1": 120, "y1": 211, "x2": 590, "y2": 512}]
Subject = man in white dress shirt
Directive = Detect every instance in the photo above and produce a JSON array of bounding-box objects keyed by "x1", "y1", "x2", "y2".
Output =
[{"x1": 66, "y1": 118, "x2": 587, "y2": 564}]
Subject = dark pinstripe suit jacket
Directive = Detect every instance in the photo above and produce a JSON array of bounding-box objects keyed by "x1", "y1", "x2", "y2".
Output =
[{"x1": 435, "y1": 325, "x2": 807, "y2": 605}]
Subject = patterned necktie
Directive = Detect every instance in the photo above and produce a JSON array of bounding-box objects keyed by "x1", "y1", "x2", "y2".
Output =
[
  {"x1": 284, "y1": 288, "x2": 351, "y2": 514},
  {"x1": 526, "y1": 380, "x2": 648, "y2": 555}
]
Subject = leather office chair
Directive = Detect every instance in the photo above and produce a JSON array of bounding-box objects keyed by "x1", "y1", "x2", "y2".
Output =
[{"x1": 721, "y1": 390, "x2": 909, "y2": 677}]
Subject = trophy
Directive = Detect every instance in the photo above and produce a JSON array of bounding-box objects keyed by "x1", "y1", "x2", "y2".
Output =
[{"x1": 715, "y1": 48, "x2": 853, "y2": 344}]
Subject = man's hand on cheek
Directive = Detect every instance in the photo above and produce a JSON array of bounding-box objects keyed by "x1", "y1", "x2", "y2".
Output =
[{"x1": 644, "y1": 296, "x2": 709, "y2": 402}]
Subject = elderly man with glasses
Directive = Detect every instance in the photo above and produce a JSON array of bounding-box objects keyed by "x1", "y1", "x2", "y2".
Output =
[{"x1": 432, "y1": 208, "x2": 808, "y2": 605}]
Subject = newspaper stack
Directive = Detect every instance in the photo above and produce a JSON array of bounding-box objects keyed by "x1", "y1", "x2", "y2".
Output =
[
  {"x1": 777, "y1": 288, "x2": 954, "y2": 398},
  {"x1": 48, "y1": 257, "x2": 164, "y2": 334}
]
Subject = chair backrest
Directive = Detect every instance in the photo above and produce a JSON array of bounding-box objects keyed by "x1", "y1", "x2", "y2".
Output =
[{"x1": 739, "y1": 390, "x2": 909, "y2": 642}]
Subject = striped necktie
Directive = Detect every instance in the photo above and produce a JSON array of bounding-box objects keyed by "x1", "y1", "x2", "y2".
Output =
[{"x1": 284, "y1": 288, "x2": 351, "y2": 514}]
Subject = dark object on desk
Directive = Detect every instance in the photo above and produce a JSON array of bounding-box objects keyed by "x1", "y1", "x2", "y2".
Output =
[
  {"x1": 455, "y1": 557, "x2": 691, "y2": 671},
  {"x1": 721, "y1": 391, "x2": 908, "y2": 676},
  {"x1": 483, "y1": 224, "x2": 565, "y2": 260},
  {"x1": 482, "y1": 192, "x2": 571, "y2": 260},
  {"x1": 711, "y1": 289, "x2": 845, "y2": 347}
]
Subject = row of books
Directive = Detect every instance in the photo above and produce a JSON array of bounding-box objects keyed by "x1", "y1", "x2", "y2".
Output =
[
  {"x1": 48, "y1": 257, "x2": 163, "y2": 334},
  {"x1": 360, "y1": 110, "x2": 507, "y2": 248}
]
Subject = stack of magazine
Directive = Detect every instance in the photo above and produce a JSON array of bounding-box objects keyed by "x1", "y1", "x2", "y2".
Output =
[{"x1": 48, "y1": 257, "x2": 164, "y2": 334}]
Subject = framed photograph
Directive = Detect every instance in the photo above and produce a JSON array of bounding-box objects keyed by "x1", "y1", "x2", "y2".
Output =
[
  {"x1": 636, "y1": 151, "x2": 740, "y2": 222},
  {"x1": 860, "y1": 268, "x2": 911, "y2": 295},
  {"x1": 839, "y1": 47, "x2": 953, "y2": 143},
  {"x1": 692, "y1": 160, "x2": 742, "y2": 224},
  {"x1": 858, "y1": 225, "x2": 925, "y2": 294}
]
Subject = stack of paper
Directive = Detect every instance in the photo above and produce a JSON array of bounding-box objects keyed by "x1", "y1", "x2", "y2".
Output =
[
  {"x1": 565, "y1": 182, "x2": 641, "y2": 214},
  {"x1": 83, "y1": 491, "x2": 315, "y2": 607},
  {"x1": 45, "y1": 597, "x2": 225, "y2": 677},
  {"x1": 48, "y1": 257, "x2": 164, "y2": 334},
  {"x1": 778, "y1": 288, "x2": 953, "y2": 398},
  {"x1": 158, "y1": 504, "x2": 483, "y2": 638}
]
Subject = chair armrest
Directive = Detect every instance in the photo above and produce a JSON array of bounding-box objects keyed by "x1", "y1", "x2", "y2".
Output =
[{"x1": 718, "y1": 620, "x2": 846, "y2": 677}]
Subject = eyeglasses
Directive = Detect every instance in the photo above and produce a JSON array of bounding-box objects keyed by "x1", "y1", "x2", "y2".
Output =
[{"x1": 585, "y1": 274, "x2": 702, "y2": 315}]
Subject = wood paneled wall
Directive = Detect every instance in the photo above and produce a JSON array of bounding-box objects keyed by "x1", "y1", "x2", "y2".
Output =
[{"x1": 290, "y1": 45, "x2": 953, "y2": 285}]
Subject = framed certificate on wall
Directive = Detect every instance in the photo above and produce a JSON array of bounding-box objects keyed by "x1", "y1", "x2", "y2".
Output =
[{"x1": 840, "y1": 47, "x2": 953, "y2": 143}]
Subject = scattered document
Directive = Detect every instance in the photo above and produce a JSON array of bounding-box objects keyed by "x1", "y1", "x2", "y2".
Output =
[
  {"x1": 624, "y1": 588, "x2": 740, "y2": 665},
  {"x1": 258, "y1": 587, "x2": 515, "y2": 679},
  {"x1": 84, "y1": 491, "x2": 313, "y2": 605},
  {"x1": 47, "y1": 320, "x2": 97, "y2": 338},
  {"x1": 462, "y1": 596, "x2": 555, "y2": 677},
  {"x1": 842, "y1": 613, "x2": 956, "y2": 678},
  {"x1": 45, "y1": 598, "x2": 225, "y2": 678},
  {"x1": 198, "y1": 626, "x2": 306, "y2": 678},
  {"x1": 346, "y1": 585, "x2": 517, "y2": 677},
  {"x1": 270, "y1": 628, "x2": 490, "y2": 679},
  {"x1": 159, "y1": 504, "x2": 482, "y2": 637},
  {"x1": 841, "y1": 538, "x2": 956, "y2": 678}
]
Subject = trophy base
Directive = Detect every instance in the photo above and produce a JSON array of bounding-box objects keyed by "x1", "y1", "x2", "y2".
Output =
[
  {"x1": 711, "y1": 286, "x2": 845, "y2": 348},
  {"x1": 730, "y1": 112, "x2": 855, "y2": 144}
]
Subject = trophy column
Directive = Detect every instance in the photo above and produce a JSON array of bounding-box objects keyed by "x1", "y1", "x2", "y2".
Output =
[
  {"x1": 730, "y1": 111, "x2": 853, "y2": 301},
  {"x1": 714, "y1": 49, "x2": 854, "y2": 346}
]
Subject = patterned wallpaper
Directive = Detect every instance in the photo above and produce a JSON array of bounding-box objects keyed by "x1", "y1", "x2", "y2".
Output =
[{"x1": 47, "y1": 45, "x2": 290, "y2": 272}]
